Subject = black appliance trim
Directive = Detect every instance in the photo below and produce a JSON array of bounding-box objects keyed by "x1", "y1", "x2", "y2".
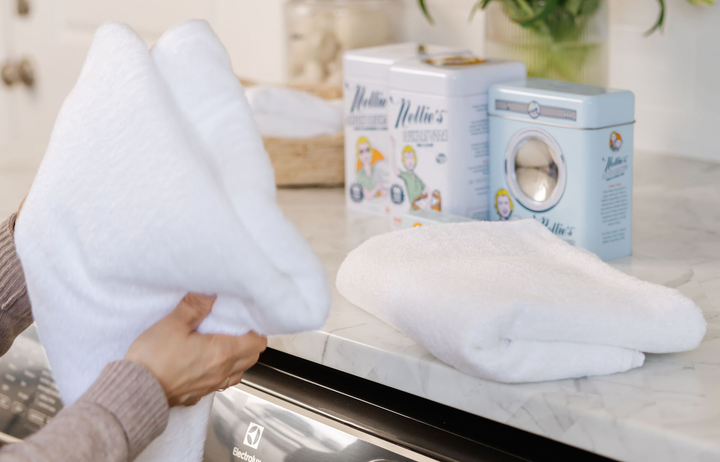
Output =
[{"x1": 245, "y1": 348, "x2": 616, "y2": 462}]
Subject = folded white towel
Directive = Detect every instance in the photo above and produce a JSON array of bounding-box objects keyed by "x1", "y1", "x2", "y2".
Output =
[
  {"x1": 337, "y1": 220, "x2": 706, "y2": 383},
  {"x1": 245, "y1": 85, "x2": 343, "y2": 138},
  {"x1": 15, "y1": 21, "x2": 330, "y2": 462}
]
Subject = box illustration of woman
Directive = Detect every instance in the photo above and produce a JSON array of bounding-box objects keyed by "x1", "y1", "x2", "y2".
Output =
[
  {"x1": 393, "y1": 145, "x2": 433, "y2": 210},
  {"x1": 495, "y1": 189, "x2": 516, "y2": 221},
  {"x1": 355, "y1": 137, "x2": 387, "y2": 200}
]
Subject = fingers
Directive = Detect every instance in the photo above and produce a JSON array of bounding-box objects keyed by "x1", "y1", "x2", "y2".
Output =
[
  {"x1": 209, "y1": 332, "x2": 266, "y2": 384},
  {"x1": 168, "y1": 329, "x2": 266, "y2": 408},
  {"x1": 223, "y1": 332, "x2": 267, "y2": 356},
  {"x1": 227, "y1": 371, "x2": 245, "y2": 388},
  {"x1": 171, "y1": 293, "x2": 217, "y2": 331},
  {"x1": 208, "y1": 332, "x2": 266, "y2": 373}
]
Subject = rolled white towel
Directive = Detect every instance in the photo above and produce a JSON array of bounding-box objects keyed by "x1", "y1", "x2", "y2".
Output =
[{"x1": 336, "y1": 220, "x2": 706, "y2": 383}]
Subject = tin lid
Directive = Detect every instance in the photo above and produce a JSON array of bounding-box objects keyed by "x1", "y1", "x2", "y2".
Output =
[
  {"x1": 343, "y1": 43, "x2": 466, "y2": 83},
  {"x1": 488, "y1": 78, "x2": 635, "y2": 129},
  {"x1": 388, "y1": 56, "x2": 526, "y2": 97}
]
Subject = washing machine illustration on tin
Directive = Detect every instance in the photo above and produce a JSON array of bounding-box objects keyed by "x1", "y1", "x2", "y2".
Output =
[{"x1": 488, "y1": 78, "x2": 635, "y2": 261}]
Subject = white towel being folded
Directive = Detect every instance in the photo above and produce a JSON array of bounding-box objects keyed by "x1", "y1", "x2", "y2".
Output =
[
  {"x1": 15, "y1": 21, "x2": 330, "y2": 462},
  {"x1": 245, "y1": 85, "x2": 343, "y2": 139},
  {"x1": 336, "y1": 220, "x2": 706, "y2": 383}
]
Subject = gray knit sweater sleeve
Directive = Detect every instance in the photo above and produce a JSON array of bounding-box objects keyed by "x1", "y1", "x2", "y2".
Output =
[
  {"x1": 0, "y1": 214, "x2": 32, "y2": 357},
  {"x1": 0, "y1": 214, "x2": 170, "y2": 461}
]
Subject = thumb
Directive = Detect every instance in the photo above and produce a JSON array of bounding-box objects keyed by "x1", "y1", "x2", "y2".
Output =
[{"x1": 171, "y1": 293, "x2": 217, "y2": 331}]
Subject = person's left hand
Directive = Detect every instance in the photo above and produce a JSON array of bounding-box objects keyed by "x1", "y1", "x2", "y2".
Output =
[{"x1": 125, "y1": 294, "x2": 267, "y2": 407}]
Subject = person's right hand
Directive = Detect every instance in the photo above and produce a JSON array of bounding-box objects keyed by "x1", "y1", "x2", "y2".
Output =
[{"x1": 125, "y1": 294, "x2": 267, "y2": 407}]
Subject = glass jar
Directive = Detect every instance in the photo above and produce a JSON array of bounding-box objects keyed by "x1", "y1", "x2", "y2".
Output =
[
  {"x1": 285, "y1": 0, "x2": 398, "y2": 87},
  {"x1": 485, "y1": 1, "x2": 609, "y2": 86}
]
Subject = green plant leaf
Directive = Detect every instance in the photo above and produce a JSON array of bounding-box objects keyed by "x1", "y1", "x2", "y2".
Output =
[
  {"x1": 418, "y1": 0, "x2": 435, "y2": 24},
  {"x1": 565, "y1": 0, "x2": 583, "y2": 16},
  {"x1": 518, "y1": 0, "x2": 560, "y2": 26},
  {"x1": 645, "y1": 0, "x2": 665, "y2": 35},
  {"x1": 469, "y1": 1, "x2": 483, "y2": 22},
  {"x1": 578, "y1": 0, "x2": 602, "y2": 17},
  {"x1": 470, "y1": 0, "x2": 496, "y2": 22}
]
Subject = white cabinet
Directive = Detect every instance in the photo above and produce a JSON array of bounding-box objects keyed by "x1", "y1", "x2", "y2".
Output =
[
  {"x1": 0, "y1": 1, "x2": 10, "y2": 154},
  {"x1": 0, "y1": 0, "x2": 287, "y2": 165}
]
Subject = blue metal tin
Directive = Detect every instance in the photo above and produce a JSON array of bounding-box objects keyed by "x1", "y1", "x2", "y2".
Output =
[{"x1": 488, "y1": 78, "x2": 635, "y2": 260}]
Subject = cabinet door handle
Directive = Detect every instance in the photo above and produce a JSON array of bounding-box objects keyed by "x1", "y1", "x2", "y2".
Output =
[
  {"x1": 17, "y1": 0, "x2": 30, "y2": 16},
  {"x1": 1, "y1": 61, "x2": 19, "y2": 86},
  {"x1": 1, "y1": 59, "x2": 35, "y2": 88},
  {"x1": 17, "y1": 59, "x2": 34, "y2": 87}
]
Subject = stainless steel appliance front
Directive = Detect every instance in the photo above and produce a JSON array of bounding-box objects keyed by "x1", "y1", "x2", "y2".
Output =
[{"x1": 205, "y1": 384, "x2": 437, "y2": 462}]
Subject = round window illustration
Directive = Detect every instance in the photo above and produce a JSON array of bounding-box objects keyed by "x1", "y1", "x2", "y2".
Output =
[{"x1": 505, "y1": 129, "x2": 566, "y2": 212}]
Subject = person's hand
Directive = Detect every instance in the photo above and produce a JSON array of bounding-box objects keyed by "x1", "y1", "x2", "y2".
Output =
[{"x1": 125, "y1": 294, "x2": 267, "y2": 407}]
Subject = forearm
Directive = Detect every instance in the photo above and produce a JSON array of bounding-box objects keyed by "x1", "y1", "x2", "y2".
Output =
[
  {"x1": 0, "y1": 361, "x2": 169, "y2": 462},
  {"x1": 0, "y1": 214, "x2": 33, "y2": 357}
]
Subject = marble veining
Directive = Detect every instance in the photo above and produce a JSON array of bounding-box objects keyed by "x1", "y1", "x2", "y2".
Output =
[{"x1": 272, "y1": 153, "x2": 720, "y2": 462}]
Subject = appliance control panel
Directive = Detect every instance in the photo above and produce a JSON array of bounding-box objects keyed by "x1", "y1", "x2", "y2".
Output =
[
  {"x1": 205, "y1": 385, "x2": 435, "y2": 462},
  {"x1": 0, "y1": 326, "x2": 62, "y2": 441}
]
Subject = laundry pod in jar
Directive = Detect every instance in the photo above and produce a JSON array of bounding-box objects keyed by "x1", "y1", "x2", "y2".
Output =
[
  {"x1": 335, "y1": 8, "x2": 391, "y2": 50},
  {"x1": 285, "y1": 0, "x2": 399, "y2": 86},
  {"x1": 516, "y1": 167, "x2": 558, "y2": 202},
  {"x1": 515, "y1": 138, "x2": 554, "y2": 168}
]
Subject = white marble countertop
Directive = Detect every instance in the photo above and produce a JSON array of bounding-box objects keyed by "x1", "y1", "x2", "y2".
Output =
[
  {"x1": 272, "y1": 153, "x2": 720, "y2": 462},
  {"x1": 1, "y1": 151, "x2": 717, "y2": 461}
]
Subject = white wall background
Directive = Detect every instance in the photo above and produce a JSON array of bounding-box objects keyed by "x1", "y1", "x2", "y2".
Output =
[
  {"x1": 0, "y1": 0, "x2": 717, "y2": 164},
  {"x1": 608, "y1": 0, "x2": 720, "y2": 163},
  {"x1": 234, "y1": 0, "x2": 720, "y2": 163}
]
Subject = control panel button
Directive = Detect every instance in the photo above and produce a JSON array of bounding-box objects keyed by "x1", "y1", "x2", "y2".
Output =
[
  {"x1": 36, "y1": 401, "x2": 56, "y2": 414},
  {"x1": 0, "y1": 394, "x2": 10, "y2": 409},
  {"x1": 39, "y1": 377, "x2": 57, "y2": 390},
  {"x1": 4, "y1": 373, "x2": 16, "y2": 383},
  {"x1": 11, "y1": 401, "x2": 26, "y2": 415},
  {"x1": 17, "y1": 391, "x2": 30, "y2": 402},
  {"x1": 37, "y1": 384, "x2": 60, "y2": 399},
  {"x1": 28, "y1": 410, "x2": 48, "y2": 427},
  {"x1": 37, "y1": 394, "x2": 56, "y2": 405}
]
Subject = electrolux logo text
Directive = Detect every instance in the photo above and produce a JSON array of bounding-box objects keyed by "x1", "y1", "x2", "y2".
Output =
[{"x1": 233, "y1": 447, "x2": 261, "y2": 462}]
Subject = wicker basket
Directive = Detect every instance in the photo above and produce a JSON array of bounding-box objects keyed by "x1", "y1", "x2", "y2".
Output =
[{"x1": 241, "y1": 79, "x2": 344, "y2": 187}]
